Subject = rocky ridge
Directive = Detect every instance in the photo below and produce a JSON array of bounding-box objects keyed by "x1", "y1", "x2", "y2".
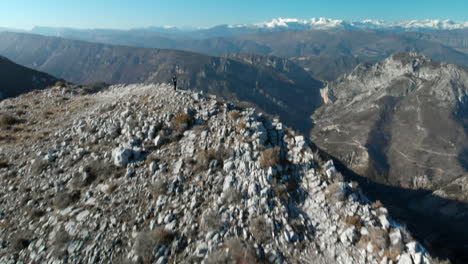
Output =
[{"x1": 0, "y1": 84, "x2": 433, "y2": 263}]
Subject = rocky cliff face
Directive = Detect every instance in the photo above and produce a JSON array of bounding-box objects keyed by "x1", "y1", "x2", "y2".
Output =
[
  {"x1": 311, "y1": 53, "x2": 468, "y2": 262},
  {"x1": 312, "y1": 53, "x2": 467, "y2": 196},
  {"x1": 0, "y1": 84, "x2": 433, "y2": 263}
]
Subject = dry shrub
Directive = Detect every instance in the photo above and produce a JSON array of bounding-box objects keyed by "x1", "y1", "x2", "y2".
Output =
[
  {"x1": 51, "y1": 226, "x2": 70, "y2": 259},
  {"x1": 359, "y1": 228, "x2": 389, "y2": 253},
  {"x1": 11, "y1": 231, "x2": 32, "y2": 251},
  {"x1": 383, "y1": 248, "x2": 401, "y2": 262},
  {"x1": 224, "y1": 238, "x2": 257, "y2": 264},
  {"x1": 333, "y1": 172, "x2": 345, "y2": 183},
  {"x1": 148, "y1": 180, "x2": 167, "y2": 200},
  {"x1": 195, "y1": 148, "x2": 230, "y2": 172},
  {"x1": 82, "y1": 82, "x2": 109, "y2": 94},
  {"x1": 325, "y1": 183, "x2": 346, "y2": 202},
  {"x1": 133, "y1": 227, "x2": 174, "y2": 264},
  {"x1": 41, "y1": 111, "x2": 54, "y2": 119},
  {"x1": 259, "y1": 146, "x2": 282, "y2": 168},
  {"x1": 54, "y1": 190, "x2": 80, "y2": 209},
  {"x1": 145, "y1": 153, "x2": 161, "y2": 166},
  {"x1": 344, "y1": 215, "x2": 362, "y2": 231},
  {"x1": 29, "y1": 209, "x2": 46, "y2": 220},
  {"x1": 70, "y1": 161, "x2": 121, "y2": 188},
  {"x1": 0, "y1": 113, "x2": 19, "y2": 129},
  {"x1": 250, "y1": 217, "x2": 272, "y2": 242},
  {"x1": 55, "y1": 81, "x2": 67, "y2": 87},
  {"x1": 372, "y1": 200, "x2": 384, "y2": 209},
  {"x1": 105, "y1": 182, "x2": 118, "y2": 195},
  {"x1": 206, "y1": 239, "x2": 257, "y2": 264},
  {"x1": 272, "y1": 183, "x2": 289, "y2": 201},
  {"x1": 172, "y1": 112, "x2": 194, "y2": 131},
  {"x1": 229, "y1": 110, "x2": 241, "y2": 120},
  {"x1": 223, "y1": 188, "x2": 242, "y2": 204},
  {"x1": 236, "y1": 121, "x2": 247, "y2": 133},
  {"x1": 200, "y1": 210, "x2": 222, "y2": 232},
  {"x1": 87, "y1": 161, "x2": 123, "y2": 183},
  {"x1": 31, "y1": 159, "x2": 49, "y2": 175},
  {"x1": 16, "y1": 110, "x2": 26, "y2": 116},
  {"x1": 0, "y1": 159, "x2": 9, "y2": 169},
  {"x1": 350, "y1": 181, "x2": 359, "y2": 192}
]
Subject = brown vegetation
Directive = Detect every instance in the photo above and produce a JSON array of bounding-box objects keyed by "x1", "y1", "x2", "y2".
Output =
[
  {"x1": 250, "y1": 217, "x2": 272, "y2": 242},
  {"x1": 194, "y1": 148, "x2": 230, "y2": 172},
  {"x1": 54, "y1": 190, "x2": 81, "y2": 209},
  {"x1": 148, "y1": 181, "x2": 167, "y2": 200},
  {"x1": 0, "y1": 113, "x2": 19, "y2": 129},
  {"x1": 229, "y1": 110, "x2": 241, "y2": 120},
  {"x1": 259, "y1": 146, "x2": 282, "y2": 168},
  {"x1": 325, "y1": 183, "x2": 346, "y2": 202},
  {"x1": 133, "y1": 227, "x2": 175, "y2": 264},
  {"x1": 172, "y1": 112, "x2": 194, "y2": 132},
  {"x1": 372, "y1": 200, "x2": 384, "y2": 209},
  {"x1": 344, "y1": 215, "x2": 362, "y2": 231}
]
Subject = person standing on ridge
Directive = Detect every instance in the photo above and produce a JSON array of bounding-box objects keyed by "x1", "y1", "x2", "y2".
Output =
[{"x1": 172, "y1": 74, "x2": 178, "y2": 91}]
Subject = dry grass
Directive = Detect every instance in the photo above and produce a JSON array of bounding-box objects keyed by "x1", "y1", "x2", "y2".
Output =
[
  {"x1": 229, "y1": 110, "x2": 241, "y2": 120},
  {"x1": 105, "y1": 182, "x2": 118, "y2": 195},
  {"x1": 0, "y1": 113, "x2": 19, "y2": 129},
  {"x1": 88, "y1": 161, "x2": 123, "y2": 182},
  {"x1": 10, "y1": 231, "x2": 32, "y2": 252},
  {"x1": 344, "y1": 215, "x2": 362, "y2": 231},
  {"x1": 41, "y1": 111, "x2": 54, "y2": 119},
  {"x1": 250, "y1": 217, "x2": 272, "y2": 242},
  {"x1": 194, "y1": 148, "x2": 230, "y2": 172},
  {"x1": 55, "y1": 81, "x2": 67, "y2": 87},
  {"x1": 70, "y1": 161, "x2": 122, "y2": 188},
  {"x1": 200, "y1": 210, "x2": 223, "y2": 232},
  {"x1": 0, "y1": 159, "x2": 9, "y2": 169},
  {"x1": 54, "y1": 190, "x2": 81, "y2": 209},
  {"x1": 325, "y1": 183, "x2": 346, "y2": 202},
  {"x1": 259, "y1": 146, "x2": 282, "y2": 168},
  {"x1": 30, "y1": 159, "x2": 49, "y2": 175},
  {"x1": 359, "y1": 228, "x2": 390, "y2": 255},
  {"x1": 236, "y1": 121, "x2": 247, "y2": 133},
  {"x1": 172, "y1": 112, "x2": 194, "y2": 131},
  {"x1": 133, "y1": 227, "x2": 175, "y2": 264},
  {"x1": 272, "y1": 183, "x2": 289, "y2": 201},
  {"x1": 350, "y1": 181, "x2": 359, "y2": 192},
  {"x1": 148, "y1": 180, "x2": 167, "y2": 200},
  {"x1": 372, "y1": 200, "x2": 384, "y2": 209},
  {"x1": 223, "y1": 188, "x2": 243, "y2": 204},
  {"x1": 51, "y1": 225, "x2": 70, "y2": 259},
  {"x1": 224, "y1": 238, "x2": 257, "y2": 264},
  {"x1": 28, "y1": 209, "x2": 46, "y2": 220},
  {"x1": 206, "y1": 238, "x2": 258, "y2": 264},
  {"x1": 145, "y1": 153, "x2": 161, "y2": 166},
  {"x1": 383, "y1": 248, "x2": 401, "y2": 262}
]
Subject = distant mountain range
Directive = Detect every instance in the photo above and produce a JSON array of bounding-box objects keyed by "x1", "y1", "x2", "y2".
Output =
[
  {"x1": 0, "y1": 56, "x2": 58, "y2": 100},
  {"x1": 2, "y1": 18, "x2": 468, "y2": 40},
  {"x1": 0, "y1": 32, "x2": 323, "y2": 132},
  {"x1": 2, "y1": 27, "x2": 467, "y2": 82}
]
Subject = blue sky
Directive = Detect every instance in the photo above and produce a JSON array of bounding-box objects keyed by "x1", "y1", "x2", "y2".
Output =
[{"x1": 1, "y1": 0, "x2": 467, "y2": 29}]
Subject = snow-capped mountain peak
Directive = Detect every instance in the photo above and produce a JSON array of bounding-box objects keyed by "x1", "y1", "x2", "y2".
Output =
[
  {"x1": 249, "y1": 17, "x2": 468, "y2": 32},
  {"x1": 391, "y1": 19, "x2": 468, "y2": 30}
]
